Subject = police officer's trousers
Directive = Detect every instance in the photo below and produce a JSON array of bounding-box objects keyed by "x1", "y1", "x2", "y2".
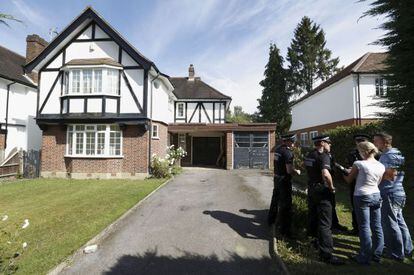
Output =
[
  {"x1": 309, "y1": 188, "x2": 334, "y2": 259},
  {"x1": 268, "y1": 176, "x2": 292, "y2": 235}
]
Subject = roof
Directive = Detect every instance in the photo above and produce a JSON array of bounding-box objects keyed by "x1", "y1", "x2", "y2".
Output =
[
  {"x1": 25, "y1": 7, "x2": 160, "y2": 73},
  {"x1": 65, "y1": 58, "x2": 122, "y2": 67},
  {"x1": 291, "y1": 52, "x2": 388, "y2": 106},
  {"x1": 169, "y1": 77, "x2": 231, "y2": 100},
  {"x1": 0, "y1": 45, "x2": 36, "y2": 87}
]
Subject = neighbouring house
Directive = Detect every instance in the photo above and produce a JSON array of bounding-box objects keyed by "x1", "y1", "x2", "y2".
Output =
[
  {"x1": 0, "y1": 42, "x2": 43, "y2": 166},
  {"x1": 289, "y1": 52, "x2": 389, "y2": 147},
  {"x1": 24, "y1": 7, "x2": 276, "y2": 179}
]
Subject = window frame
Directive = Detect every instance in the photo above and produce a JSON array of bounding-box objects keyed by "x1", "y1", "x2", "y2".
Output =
[
  {"x1": 309, "y1": 131, "x2": 318, "y2": 141},
  {"x1": 177, "y1": 102, "x2": 185, "y2": 118},
  {"x1": 66, "y1": 124, "x2": 123, "y2": 158},
  {"x1": 151, "y1": 124, "x2": 159, "y2": 139},
  {"x1": 375, "y1": 77, "x2": 387, "y2": 97},
  {"x1": 300, "y1": 132, "x2": 309, "y2": 147}
]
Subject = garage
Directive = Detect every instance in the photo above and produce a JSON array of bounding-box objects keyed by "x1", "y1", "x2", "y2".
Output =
[
  {"x1": 192, "y1": 137, "x2": 221, "y2": 166},
  {"x1": 233, "y1": 132, "x2": 269, "y2": 169}
]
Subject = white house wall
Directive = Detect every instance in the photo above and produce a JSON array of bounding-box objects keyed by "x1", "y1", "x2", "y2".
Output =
[
  {"x1": 176, "y1": 101, "x2": 226, "y2": 123},
  {"x1": 290, "y1": 75, "x2": 355, "y2": 131},
  {"x1": 149, "y1": 77, "x2": 174, "y2": 123},
  {"x1": 358, "y1": 74, "x2": 389, "y2": 119}
]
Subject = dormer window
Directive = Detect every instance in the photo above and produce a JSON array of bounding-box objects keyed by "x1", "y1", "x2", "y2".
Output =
[{"x1": 64, "y1": 68, "x2": 119, "y2": 95}]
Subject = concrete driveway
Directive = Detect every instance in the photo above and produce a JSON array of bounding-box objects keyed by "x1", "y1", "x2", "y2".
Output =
[{"x1": 61, "y1": 168, "x2": 280, "y2": 275}]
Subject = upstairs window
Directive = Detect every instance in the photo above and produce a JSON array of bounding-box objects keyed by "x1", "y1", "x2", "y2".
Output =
[
  {"x1": 177, "y1": 103, "x2": 185, "y2": 118},
  {"x1": 375, "y1": 77, "x2": 387, "y2": 97},
  {"x1": 64, "y1": 68, "x2": 119, "y2": 95}
]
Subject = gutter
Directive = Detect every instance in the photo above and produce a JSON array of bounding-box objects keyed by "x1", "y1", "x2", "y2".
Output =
[
  {"x1": 4, "y1": 82, "x2": 16, "y2": 149},
  {"x1": 148, "y1": 71, "x2": 160, "y2": 173}
]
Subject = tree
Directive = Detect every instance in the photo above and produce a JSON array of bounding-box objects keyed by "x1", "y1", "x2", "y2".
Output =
[
  {"x1": 226, "y1": 106, "x2": 252, "y2": 123},
  {"x1": 363, "y1": 0, "x2": 414, "y2": 176},
  {"x1": 0, "y1": 13, "x2": 23, "y2": 27},
  {"x1": 257, "y1": 43, "x2": 291, "y2": 136},
  {"x1": 287, "y1": 16, "x2": 339, "y2": 97}
]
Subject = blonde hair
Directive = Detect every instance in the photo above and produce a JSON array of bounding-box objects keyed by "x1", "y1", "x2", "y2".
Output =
[{"x1": 357, "y1": 141, "x2": 379, "y2": 159}]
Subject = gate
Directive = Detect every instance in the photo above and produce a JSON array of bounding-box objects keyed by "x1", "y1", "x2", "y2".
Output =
[
  {"x1": 233, "y1": 132, "x2": 269, "y2": 169},
  {"x1": 23, "y1": 150, "x2": 40, "y2": 178}
]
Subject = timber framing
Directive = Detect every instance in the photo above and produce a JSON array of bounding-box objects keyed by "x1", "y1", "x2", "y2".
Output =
[{"x1": 121, "y1": 71, "x2": 144, "y2": 113}]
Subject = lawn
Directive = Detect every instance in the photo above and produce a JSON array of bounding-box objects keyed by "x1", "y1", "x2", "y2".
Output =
[
  {"x1": 0, "y1": 177, "x2": 166, "y2": 275},
  {"x1": 275, "y1": 173, "x2": 414, "y2": 274}
]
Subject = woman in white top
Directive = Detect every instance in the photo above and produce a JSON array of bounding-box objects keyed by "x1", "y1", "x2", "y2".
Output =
[{"x1": 345, "y1": 141, "x2": 385, "y2": 264}]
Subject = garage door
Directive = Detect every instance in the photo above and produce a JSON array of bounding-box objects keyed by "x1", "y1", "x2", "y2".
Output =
[
  {"x1": 193, "y1": 137, "x2": 221, "y2": 166},
  {"x1": 234, "y1": 132, "x2": 269, "y2": 169}
]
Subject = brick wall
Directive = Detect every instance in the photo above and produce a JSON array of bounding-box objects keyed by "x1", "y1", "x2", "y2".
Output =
[
  {"x1": 269, "y1": 130, "x2": 276, "y2": 171},
  {"x1": 0, "y1": 133, "x2": 5, "y2": 150},
  {"x1": 41, "y1": 125, "x2": 149, "y2": 178},
  {"x1": 150, "y1": 122, "x2": 168, "y2": 158},
  {"x1": 226, "y1": 131, "x2": 233, "y2": 170}
]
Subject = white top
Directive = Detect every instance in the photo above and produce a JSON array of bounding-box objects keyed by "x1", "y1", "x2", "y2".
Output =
[{"x1": 354, "y1": 160, "x2": 385, "y2": 196}]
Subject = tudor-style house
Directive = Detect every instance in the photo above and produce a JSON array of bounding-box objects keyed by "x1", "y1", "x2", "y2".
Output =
[
  {"x1": 290, "y1": 52, "x2": 389, "y2": 146},
  {"x1": 0, "y1": 43, "x2": 42, "y2": 164},
  {"x1": 24, "y1": 7, "x2": 276, "y2": 179}
]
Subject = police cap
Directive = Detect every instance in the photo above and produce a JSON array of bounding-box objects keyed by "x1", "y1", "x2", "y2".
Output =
[
  {"x1": 281, "y1": 133, "x2": 296, "y2": 142},
  {"x1": 312, "y1": 134, "x2": 331, "y2": 143},
  {"x1": 353, "y1": 134, "x2": 370, "y2": 142}
]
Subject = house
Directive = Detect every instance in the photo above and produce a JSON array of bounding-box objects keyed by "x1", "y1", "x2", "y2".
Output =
[
  {"x1": 24, "y1": 7, "x2": 276, "y2": 179},
  {"x1": 289, "y1": 52, "x2": 388, "y2": 146},
  {"x1": 0, "y1": 43, "x2": 43, "y2": 164}
]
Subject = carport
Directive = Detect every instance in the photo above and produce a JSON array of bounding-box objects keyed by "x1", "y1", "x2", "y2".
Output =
[{"x1": 168, "y1": 123, "x2": 276, "y2": 170}]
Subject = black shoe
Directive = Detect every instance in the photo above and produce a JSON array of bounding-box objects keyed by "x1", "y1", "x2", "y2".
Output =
[
  {"x1": 332, "y1": 224, "x2": 348, "y2": 233},
  {"x1": 321, "y1": 256, "x2": 345, "y2": 266},
  {"x1": 350, "y1": 255, "x2": 370, "y2": 265}
]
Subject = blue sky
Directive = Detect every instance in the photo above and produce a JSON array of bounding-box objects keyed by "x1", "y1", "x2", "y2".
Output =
[{"x1": 1, "y1": 0, "x2": 385, "y2": 113}]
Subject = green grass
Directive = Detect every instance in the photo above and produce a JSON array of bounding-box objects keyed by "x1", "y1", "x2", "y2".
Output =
[
  {"x1": 276, "y1": 174, "x2": 414, "y2": 274},
  {"x1": 0, "y1": 178, "x2": 166, "y2": 275}
]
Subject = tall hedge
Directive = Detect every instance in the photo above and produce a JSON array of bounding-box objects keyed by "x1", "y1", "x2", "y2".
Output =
[{"x1": 322, "y1": 122, "x2": 384, "y2": 166}]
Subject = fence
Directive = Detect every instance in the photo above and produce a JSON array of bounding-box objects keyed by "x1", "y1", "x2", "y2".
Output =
[{"x1": 0, "y1": 149, "x2": 41, "y2": 179}]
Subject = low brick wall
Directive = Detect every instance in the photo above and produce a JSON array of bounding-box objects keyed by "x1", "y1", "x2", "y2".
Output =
[{"x1": 41, "y1": 125, "x2": 149, "y2": 179}]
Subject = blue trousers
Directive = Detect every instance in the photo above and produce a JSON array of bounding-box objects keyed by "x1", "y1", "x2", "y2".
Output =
[
  {"x1": 381, "y1": 193, "x2": 413, "y2": 259},
  {"x1": 354, "y1": 193, "x2": 384, "y2": 264}
]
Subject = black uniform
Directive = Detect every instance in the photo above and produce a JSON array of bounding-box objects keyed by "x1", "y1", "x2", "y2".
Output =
[
  {"x1": 268, "y1": 144, "x2": 294, "y2": 236},
  {"x1": 346, "y1": 148, "x2": 363, "y2": 232},
  {"x1": 305, "y1": 149, "x2": 335, "y2": 260}
]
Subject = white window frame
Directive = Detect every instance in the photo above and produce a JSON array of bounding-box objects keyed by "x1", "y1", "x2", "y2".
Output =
[
  {"x1": 309, "y1": 131, "x2": 318, "y2": 140},
  {"x1": 151, "y1": 124, "x2": 159, "y2": 139},
  {"x1": 177, "y1": 103, "x2": 185, "y2": 118},
  {"x1": 64, "y1": 67, "x2": 120, "y2": 96},
  {"x1": 375, "y1": 77, "x2": 387, "y2": 97},
  {"x1": 300, "y1": 132, "x2": 309, "y2": 147},
  {"x1": 178, "y1": 133, "x2": 186, "y2": 149},
  {"x1": 66, "y1": 124, "x2": 123, "y2": 158}
]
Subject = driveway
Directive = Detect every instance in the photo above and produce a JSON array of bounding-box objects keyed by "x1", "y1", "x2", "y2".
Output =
[{"x1": 61, "y1": 168, "x2": 280, "y2": 275}]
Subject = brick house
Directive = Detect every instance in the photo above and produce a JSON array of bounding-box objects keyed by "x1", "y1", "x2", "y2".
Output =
[
  {"x1": 24, "y1": 7, "x2": 276, "y2": 179},
  {"x1": 290, "y1": 52, "x2": 388, "y2": 146}
]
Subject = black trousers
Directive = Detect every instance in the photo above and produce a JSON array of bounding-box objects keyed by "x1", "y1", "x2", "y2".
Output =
[
  {"x1": 308, "y1": 188, "x2": 334, "y2": 259},
  {"x1": 268, "y1": 176, "x2": 292, "y2": 235}
]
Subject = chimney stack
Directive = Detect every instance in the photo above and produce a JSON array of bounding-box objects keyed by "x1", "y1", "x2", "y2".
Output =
[
  {"x1": 25, "y1": 34, "x2": 48, "y2": 83},
  {"x1": 188, "y1": 64, "x2": 195, "y2": 81}
]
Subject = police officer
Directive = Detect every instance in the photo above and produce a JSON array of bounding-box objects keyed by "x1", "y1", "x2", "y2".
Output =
[
  {"x1": 346, "y1": 134, "x2": 370, "y2": 235},
  {"x1": 268, "y1": 133, "x2": 300, "y2": 238},
  {"x1": 305, "y1": 135, "x2": 344, "y2": 265}
]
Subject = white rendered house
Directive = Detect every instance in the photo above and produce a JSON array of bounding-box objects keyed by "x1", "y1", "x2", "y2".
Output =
[{"x1": 290, "y1": 52, "x2": 389, "y2": 146}]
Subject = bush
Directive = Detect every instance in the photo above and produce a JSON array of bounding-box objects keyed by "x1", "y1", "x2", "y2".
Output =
[
  {"x1": 150, "y1": 156, "x2": 171, "y2": 178},
  {"x1": 150, "y1": 145, "x2": 187, "y2": 178}
]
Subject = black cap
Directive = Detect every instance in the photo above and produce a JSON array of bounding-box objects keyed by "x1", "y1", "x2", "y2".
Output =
[
  {"x1": 281, "y1": 133, "x2": 296, "y2": 142},
  {"x1": 312, "y1": 134, "x2": 331, "y2": 143},
  {"x1": 353, "y1": 134, "x2": 370, "y2": 141}
]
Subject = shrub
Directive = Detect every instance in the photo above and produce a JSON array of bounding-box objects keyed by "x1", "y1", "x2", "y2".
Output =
[
  {"x1": 150, "y1": 156, "x2": 171, "y2": 178},
  {"x1": 150, "y1": 146, "x2": 187, "y2": 178}
]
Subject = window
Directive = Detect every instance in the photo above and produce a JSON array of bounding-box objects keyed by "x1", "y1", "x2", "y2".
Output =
[
  {"x1": 177, "y1": 103, "x2": 185, "y2": 118},
  {"x1": 64, "y1": 68, "x2": 119, "y2": 95},
  {"x1": 178, "y1": 134, "x2": 186, "y2": 149},
  {"x1": 375, "y1": 77, "x2": 387, "y2": 97},
  {"x1": 310, "y1": 131, "x2": 318, "y2": 141},
  {"x1": 300, "y1": 132, "x2": 309, "y2": 147},
  {"x1": 151, "y1": 124, "x2": 159, "y2": 139},
  {"x1": 66, "y1": 124, "x2": 122, "y2": 157}
]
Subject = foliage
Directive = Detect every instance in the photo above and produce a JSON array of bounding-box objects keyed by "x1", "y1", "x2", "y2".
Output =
[
  {"x1": 226, "y1": 106, "x2": 253, "y2": 123},
  {"x1": 0, "y1": 13, "x2": 23, "y2": 28},
  {"x1": 291, "y1": 145, "x2": 305, "y2": 171},
  {"x1": 0, "y1": 178, "x2": 165, "y2": 274},
  {"x1": 322, "y1": 122, "x2": 384, "y2": 166},
  {"x1": 287, "y1": 16, "x2": 340, "y2": 97},
  {"x1": 362, "y1": 0, "x2": 414, "y2": 181},
  {"x1": 257, "y1": 44, "x2": 291, "y2": 136},
  {"x1": 150, "y1": 145, "x2": 187, "y2": 178},
  {"x1": 0, "y1": 216, "x2": 30, "y2": 275}
]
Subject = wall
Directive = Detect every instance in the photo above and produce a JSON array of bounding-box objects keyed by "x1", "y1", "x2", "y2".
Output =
[
  {"x1": 175, "y1": 101, "x2": 227, "y2": 123},
  {"x1": 41, "y1": 124, "x2": 149, "y2": 178},
  {"x1": 148, "y1": 75, "x2": 174, "y2": 124},
  {"x1": 358, "y1": 74, "x2": 390, "y2": 119},
  {"x1": 150, "y1": 122, "x2": 168, "y2": 158},
  {"x1": 290, "y1": 75, "x2": 355, "y2": 131}
]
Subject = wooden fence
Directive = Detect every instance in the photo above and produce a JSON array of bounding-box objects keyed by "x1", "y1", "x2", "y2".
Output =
[{"x1": 0, "y1": 149, "x2": 40, "y2": 179}]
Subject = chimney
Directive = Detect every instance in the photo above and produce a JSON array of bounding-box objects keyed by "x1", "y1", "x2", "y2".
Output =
[
  {"x1": 188, "y1": 64, "x2": 195, "y2": 81},
  {"x1": 25, "y1": 34, "x2": 48, "y2": 82}
]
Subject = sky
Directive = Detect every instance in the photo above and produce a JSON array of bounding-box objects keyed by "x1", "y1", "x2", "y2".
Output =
[{"x1": 0, "y1": 0, "x2": 386, "y2": 113}]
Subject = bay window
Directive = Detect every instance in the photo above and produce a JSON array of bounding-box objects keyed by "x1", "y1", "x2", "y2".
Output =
[
  {"x1": 64, "y1": 68, "x2": 119, "y2": 95},
  {"x1": 67, "y1": 124, "x2": 122, "y2": 157}
]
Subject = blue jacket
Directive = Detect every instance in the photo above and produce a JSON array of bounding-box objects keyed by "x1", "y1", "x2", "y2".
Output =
[{"x1": 379, "y1": 148, "x2": 406, "y2": 196}]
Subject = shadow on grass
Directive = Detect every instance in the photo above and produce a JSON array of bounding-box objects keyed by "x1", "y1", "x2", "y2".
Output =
[{"x1": 103, "y1": 250, "x2": 279, "y2": 275}]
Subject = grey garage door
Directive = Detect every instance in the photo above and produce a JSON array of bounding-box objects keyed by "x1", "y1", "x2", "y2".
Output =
[{"x1": 234, "y1": 132, "x2": 269, "y2": 169}]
